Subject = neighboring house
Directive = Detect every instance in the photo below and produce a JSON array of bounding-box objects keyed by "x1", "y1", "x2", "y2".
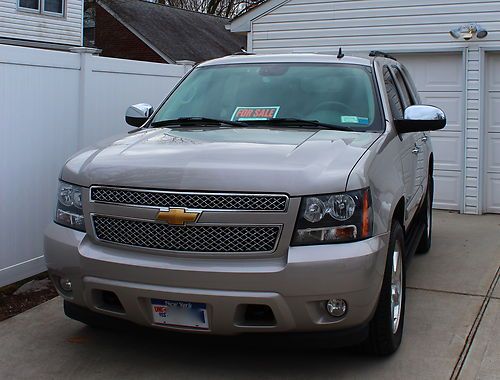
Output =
[
  {"x1": 95, "y1": 0, "x2": 246, "y2": 64},
  {"x1": 0, "y1": 0, "x2": 83, "y2": 49},
  {"x1": 83, "y1": 0, "x2": 96, "y2": 47},
  {"x1": 230, "y1": 0, "x2": 500, "y2": 215}
]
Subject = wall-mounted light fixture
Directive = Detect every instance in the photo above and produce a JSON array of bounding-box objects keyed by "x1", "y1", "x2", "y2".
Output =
[{"x1": 449, "y1": 23, "x2": 488, "y2": 40}]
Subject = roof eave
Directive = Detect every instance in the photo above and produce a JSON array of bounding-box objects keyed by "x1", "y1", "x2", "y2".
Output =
[{"x1": 229, "y1": 0, "x2": 289, "y2": 33}]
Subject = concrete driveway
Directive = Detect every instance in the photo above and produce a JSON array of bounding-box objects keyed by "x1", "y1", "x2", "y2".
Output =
[{"x1": 1, "y1": 211, "x2": 499, "y2": 380}]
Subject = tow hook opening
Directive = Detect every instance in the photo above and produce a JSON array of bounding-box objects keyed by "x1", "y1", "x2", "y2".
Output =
[
  {"x1": 93, "y1": 290, "x2": 125, "y2": 314},
  {"x1": 236, "y1": 304, "x2": 276, "y2": 327}
]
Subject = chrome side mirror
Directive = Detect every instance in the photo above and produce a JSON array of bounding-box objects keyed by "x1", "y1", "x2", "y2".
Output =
[
  {"x1": 125, "y1": 103, "x2": 154, "y2": 127},
  {"x1": 395, "y1": 105, "x2": 446, "y2": 133}
]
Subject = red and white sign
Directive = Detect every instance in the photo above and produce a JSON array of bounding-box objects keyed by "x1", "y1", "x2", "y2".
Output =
[{"x1": 231, "y1": 106, "x2": 280, "y2": 121}]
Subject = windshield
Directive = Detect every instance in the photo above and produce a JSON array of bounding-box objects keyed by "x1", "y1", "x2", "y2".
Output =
[{"x1": 152, "y1": 63, "x2": 382, "y2": 130}]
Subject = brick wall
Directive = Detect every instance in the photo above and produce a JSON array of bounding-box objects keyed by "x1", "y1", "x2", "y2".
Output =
[{"x1": 95, "y1": 4, "x2": 166, "y2": 63}]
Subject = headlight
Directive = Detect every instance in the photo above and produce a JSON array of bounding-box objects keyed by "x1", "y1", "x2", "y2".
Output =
[
  {"x1": 54, "y1": 181, "x2": 86, "y2": 232},
  {"x1": 292, "y1": 188, "x2": 372, "y2": 245}
]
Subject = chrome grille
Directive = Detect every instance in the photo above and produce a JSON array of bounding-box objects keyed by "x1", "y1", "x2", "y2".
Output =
[
  {"x1": 90, "y1": 187, "x2": 288, "y2": 211},
  {"x1": 92, "y1": 216, "x2": 281, "y2": 254}
]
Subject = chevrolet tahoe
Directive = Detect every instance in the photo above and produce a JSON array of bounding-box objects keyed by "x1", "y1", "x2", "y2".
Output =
[{"x1": 44, "y1": 52, "x2": 446, "y2": 355}]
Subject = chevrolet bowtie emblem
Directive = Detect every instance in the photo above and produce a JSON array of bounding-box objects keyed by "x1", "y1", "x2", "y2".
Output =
[{"x1": 156, "y1": 208, "x2": 201, "y2": 226}]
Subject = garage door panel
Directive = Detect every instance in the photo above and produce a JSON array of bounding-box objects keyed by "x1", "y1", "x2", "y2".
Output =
[
  {"x1": 419, "y1": 92, "x2": 462, "y2": 132},
  {"x1": 487, "y1": 92, "x2": 500, "y2": 132},
  {"x1": 430, "y1": 131, "x2": 462, "y2": 171},
  {"x1": 433, "y1": 170, "x2": 461, "y2": 210},
  {"x1": 397, "y1": 53, "x2": 462, "y2": 92},
  {"x1": 485, "y1": 173, "x2": 500, "y2": 213},
  {"x1": 487, "y1": 54, "x2": 500, "y2": 92},
  {"x1": 486, "y1": 134, "x2": 500, "y2": 173},
  {"x1": 485, "y1": 53, "x2": 500, "y2": 213}
]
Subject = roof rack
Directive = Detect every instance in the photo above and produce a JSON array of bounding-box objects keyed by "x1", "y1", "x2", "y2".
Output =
[
  {"x1": 369, "y1": 51, "x2": 397, "y2": 61},
  {"x1": 233, "y1": 48, "x2": 255, "y2": 56}
]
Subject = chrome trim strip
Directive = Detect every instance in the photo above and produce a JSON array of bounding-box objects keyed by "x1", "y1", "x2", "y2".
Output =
[
  {"x1": 89, "y1": 186, "x2": 290, "y2": 212},
  {"x1": 90, "y1": 213, "x2": 283, "y2": 255}
]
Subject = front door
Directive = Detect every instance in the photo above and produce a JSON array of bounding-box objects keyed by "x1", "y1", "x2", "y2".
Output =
[
  {"x1": 382, "y1": 66, "x2": 419, "y2": 222},
  {"x1": 391, "y1": 65, "x2": 425, "y2": 207}
]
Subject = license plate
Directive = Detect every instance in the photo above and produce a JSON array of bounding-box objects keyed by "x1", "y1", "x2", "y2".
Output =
[{"x1": 151, "y1": 299, "x2": 209, "y2": 329}]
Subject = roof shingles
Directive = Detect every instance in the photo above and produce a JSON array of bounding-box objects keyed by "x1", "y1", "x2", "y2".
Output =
[{"x1": 99, "y1": 0, "x2": 246, "y2": 63}]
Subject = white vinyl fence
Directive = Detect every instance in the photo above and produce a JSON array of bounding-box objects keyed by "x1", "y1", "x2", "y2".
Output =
[{"x1": 0, "y1": 45, "x2": 191, "y2": 287}]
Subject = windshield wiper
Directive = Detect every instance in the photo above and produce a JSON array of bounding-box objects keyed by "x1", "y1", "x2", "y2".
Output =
[
  {"x1": 250, "y1": 118, "x2": 355, "y2": 132},
  {"x1": 150, "y1": 117, "x2": 249, "y2": 128},
  {"x1": 150, "y1": 117, "x2": 355, "y2": 132}
]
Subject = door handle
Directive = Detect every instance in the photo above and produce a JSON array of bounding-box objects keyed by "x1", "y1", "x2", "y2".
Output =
[
  {"x1": 422, "y1": 134, "x2": 428, "y2": 143},
  {"x1": 412, "y1": 145, "x2": 420, "y2": 154}
]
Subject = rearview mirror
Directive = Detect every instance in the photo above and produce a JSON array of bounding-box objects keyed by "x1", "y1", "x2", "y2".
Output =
[
  {"x1": 394, "y1": 105, "x2": 446, "y2": 133},
  {"x1": 125, "y1": 103, "x2": 154, "y2": 127}
]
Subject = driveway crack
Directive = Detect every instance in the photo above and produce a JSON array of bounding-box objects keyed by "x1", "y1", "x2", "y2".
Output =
[
  {"x1": 450, "y1": 265, "x2": 500, "y2": 380},
  {"x1": 406, "y1": 286, "x2": 485, "y2": 298}
]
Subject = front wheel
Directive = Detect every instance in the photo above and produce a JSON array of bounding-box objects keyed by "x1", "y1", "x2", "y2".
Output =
[{"x1": 366, "y1": 221, "x2": 406, "y2": 355}]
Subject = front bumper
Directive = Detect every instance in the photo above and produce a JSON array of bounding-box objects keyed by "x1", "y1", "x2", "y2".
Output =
[{"x1": 44, "y1": 222, "x2": 388, "y2": 335}]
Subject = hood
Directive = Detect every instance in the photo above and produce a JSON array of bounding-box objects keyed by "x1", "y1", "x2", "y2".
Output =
[{"x1": 62, "y1": 127, "x2": 380, "y2": 196}]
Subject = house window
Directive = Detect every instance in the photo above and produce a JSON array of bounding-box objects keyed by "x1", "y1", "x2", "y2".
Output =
[
  {"x1": 18, "y1": 0, "x2": 39, "y2": 11},
  {"x1": 44, "y1": 0, "x2": 64, "y2": 14},
  {"x1": 18, "y1": 0, "x2": 64, "y2": 16}
]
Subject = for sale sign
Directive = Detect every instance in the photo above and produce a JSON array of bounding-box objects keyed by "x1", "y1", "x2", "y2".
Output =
[{"x1": 231, "y1": 106, "x2": 280, "y2": 122}]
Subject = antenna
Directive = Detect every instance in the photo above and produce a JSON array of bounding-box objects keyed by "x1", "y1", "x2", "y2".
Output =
[{"x1": 337, "y1": 47, "x2": 344, "y2": 59}]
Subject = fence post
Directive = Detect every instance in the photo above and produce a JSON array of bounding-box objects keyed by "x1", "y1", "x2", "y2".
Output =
[
  {"x1": 69, "y1": 47, "x2": 101, "y2": 149},
  {"x1": 176, "y1": 60, "x2": 195, "y2": 74}
]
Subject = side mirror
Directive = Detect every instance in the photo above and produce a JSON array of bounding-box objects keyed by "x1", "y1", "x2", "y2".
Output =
[
  {"x1": 394, "y1": 105, "x2": 446, "y2": 133},
  {"x1": 125, "y1": 103, "x2": 154, "y2": 127}
]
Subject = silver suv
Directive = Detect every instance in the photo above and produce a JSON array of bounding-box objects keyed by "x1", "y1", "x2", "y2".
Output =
[{"x1": 44, "y1": 52, "x2": 445, "y2": 355}]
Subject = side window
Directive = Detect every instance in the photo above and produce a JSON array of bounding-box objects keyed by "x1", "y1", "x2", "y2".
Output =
[
  {"x1": 383, "y1": 66, "x2": 404, "y2": 120},
  {"x1": 392, "y1": 67, "x2": 413, "y2": 108},
  {"x1": 399, "y1": 65, "x2": 421, "y2": 104}
]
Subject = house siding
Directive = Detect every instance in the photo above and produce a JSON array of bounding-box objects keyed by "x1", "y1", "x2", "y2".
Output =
[
  {"x1": 237, "y1": 0, "x2": 500, "y2": 214},
  {"x1": 95, "y1": 4, "x2": 165, "y2": 64},
  {"x1": 251, "y1": 0, "x2": 500, "y2": 52},
  {"x1": 0, "y1": 0, "x2": 82, "y2": 46}
]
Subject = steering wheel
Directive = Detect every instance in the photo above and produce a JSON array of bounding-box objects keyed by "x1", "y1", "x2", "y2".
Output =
[{"x1": 311, "y1": 101, "x2": 354, "y2": 115}]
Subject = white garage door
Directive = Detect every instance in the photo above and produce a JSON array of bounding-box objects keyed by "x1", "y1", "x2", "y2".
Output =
[
  {"x1": 395, "y1": 53, "x2": 464, "y2": 211},
  {"x1": 485, "y1": 53, "x2": 500, "y2": 213}
]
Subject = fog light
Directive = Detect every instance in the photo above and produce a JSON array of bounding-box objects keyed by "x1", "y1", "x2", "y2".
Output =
[
  {"x1": 59, "y1": 277, "x2": 72, "y2": 292},
  {"x1": 326, "y1": 299, "x2": 347, "y2": 317}
]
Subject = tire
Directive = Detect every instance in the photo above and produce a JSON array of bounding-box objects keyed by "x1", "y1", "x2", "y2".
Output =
[
  {"x1": 416, "y1": 176, "x2": 433, "y2": 254},
  {"x1": 366, "y1": 221, "x2": 406, "y2": 356}
]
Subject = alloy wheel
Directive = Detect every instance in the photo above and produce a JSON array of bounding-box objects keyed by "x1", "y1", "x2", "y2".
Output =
[{"x1": 391, "y1": 241, "x2": 403, "y2": 334}]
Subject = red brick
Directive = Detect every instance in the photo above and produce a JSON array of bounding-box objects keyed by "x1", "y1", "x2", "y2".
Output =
[{"x1": 95, "y1": 4, "x2": 166, "y2": 63}]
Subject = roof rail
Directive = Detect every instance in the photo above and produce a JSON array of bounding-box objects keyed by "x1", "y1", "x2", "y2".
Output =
[
  {"x1": 369, "y1": 50, "x2": 397, "y2": 61},
  {"x1": 233, "y1": 48, "x2": 255, "y2": 56}
]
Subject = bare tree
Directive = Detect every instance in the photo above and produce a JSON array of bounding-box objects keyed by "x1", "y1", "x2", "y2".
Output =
[{"x1": 152, "y1": 0, "x2": 266, "y2": 18}]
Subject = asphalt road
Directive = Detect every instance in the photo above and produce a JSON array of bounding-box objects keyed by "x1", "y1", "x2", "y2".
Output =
[{"x1": 0, "y1": 211, "x2": 499, "y2": 380}]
